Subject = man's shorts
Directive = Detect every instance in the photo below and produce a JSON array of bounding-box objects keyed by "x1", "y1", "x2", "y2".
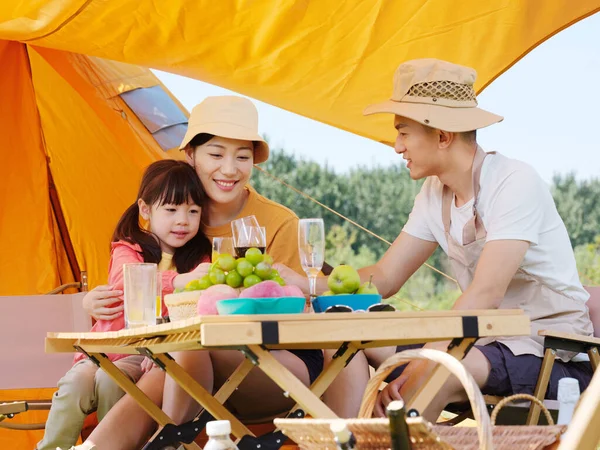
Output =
[{"x1": 389, "y1": 342, "x2": 593, "y2": 399}]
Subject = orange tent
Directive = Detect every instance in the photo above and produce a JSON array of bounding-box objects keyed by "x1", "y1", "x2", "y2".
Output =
[{"x1": 0, "y1": 44, "x2": 188, "y2": 295}]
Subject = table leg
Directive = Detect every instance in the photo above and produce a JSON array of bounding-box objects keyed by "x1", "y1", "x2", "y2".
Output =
[
  {"x1": 245, "y1": 345, "x2": 338, "y2": 419},
  {"x1": 407, "y1": 338, "x2": 477, "y2": 414},
  {"x1": 214, "y1": 358, "x2": 255, "y2": 403},
  {"x1": 88, "y1": 352, "x2": 201, "y2": 450},
  {"x1": 309, "y1": 342, "x2": 358, "y2": 398},
  {"x1": 151, "y1": 353, "x2": 255, "y2": 438}
]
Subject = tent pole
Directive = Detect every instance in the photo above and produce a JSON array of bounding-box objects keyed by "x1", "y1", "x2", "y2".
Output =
[{"x1": 47, "y1": 166, "x2": 82, "y2": 286}]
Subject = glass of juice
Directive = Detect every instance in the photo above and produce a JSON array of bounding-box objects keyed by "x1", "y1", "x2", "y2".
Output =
[
  {"x1": 212, "y1": 237, "x2": 235, "y2": 262},
  {"x1": 123, "y1": 263, "x2": 157, "y2": 328}
]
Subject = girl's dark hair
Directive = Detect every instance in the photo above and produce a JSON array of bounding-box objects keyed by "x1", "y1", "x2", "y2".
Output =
[{"x1": 112, "y1": 160, "x2": 211, "y2": 273}]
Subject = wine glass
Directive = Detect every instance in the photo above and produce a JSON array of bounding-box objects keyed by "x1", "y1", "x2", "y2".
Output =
[
  {"x1": 231, "y1": 216, "x2": 267, "y2": 257},
  {"x1": 298, "y1": 218, "x2": 325, "y2": 304}
]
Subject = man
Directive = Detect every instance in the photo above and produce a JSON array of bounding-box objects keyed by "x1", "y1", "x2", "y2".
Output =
[{"x1": 278, "y1": 58, "x2": 593, "y2": 419}]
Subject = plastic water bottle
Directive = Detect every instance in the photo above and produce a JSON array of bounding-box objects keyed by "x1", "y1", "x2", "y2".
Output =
[
  {"x1": 556, "y1": 377, "x2": 581, "y2": 425},
  {"x1": 204, "y1": 420, "x2": 239, "y2": 450},
  {"x1": 330, "y1": 420, "x2": 356, "y2": 450}
]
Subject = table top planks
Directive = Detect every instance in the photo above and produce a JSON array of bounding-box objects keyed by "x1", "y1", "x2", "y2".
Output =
[{"x1": 46, "y1": 309, "x2": 531, "y2": 355}]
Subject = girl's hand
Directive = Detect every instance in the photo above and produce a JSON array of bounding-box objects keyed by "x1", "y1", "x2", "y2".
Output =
[
  {"x1": 82, "y1": 285, "x2": 124, "y2": 321},
  {"x1": 173, "y1": 262, "x2": 212, "y2": 289},
  {"x1": 273, "y1": 263, "x2": 309, "y2": 294},
  {"x1": 140, "y1": 356, "x2": 156, "y2": 373}
]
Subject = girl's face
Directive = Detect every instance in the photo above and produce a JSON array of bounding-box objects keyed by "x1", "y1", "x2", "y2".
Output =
[
  {"x1": 187, "y1": 136, "x2": 254, "y2": 205},
  {"x1": 139, "y1": 199, "x2": 201, "y2": 254}
]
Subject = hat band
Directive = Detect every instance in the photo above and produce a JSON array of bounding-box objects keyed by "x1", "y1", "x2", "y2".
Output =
[
  {"x1": 407, "y1": 80, "x2": 476, "y2": 101},
  {"x1": 399, "y1": 95, "x2": 478, "y2": 108}
]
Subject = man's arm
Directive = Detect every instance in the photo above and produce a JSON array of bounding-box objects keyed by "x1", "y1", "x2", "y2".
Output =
[
  {"x1": 453, "y1": 239, "x2": 529, "y2": 310},
  {"x1": 359, "y1": 232, "x2": 438, "y2": 298},
  {"x1": 274, "y1": 231, "x2": 437, "y2": 296}
]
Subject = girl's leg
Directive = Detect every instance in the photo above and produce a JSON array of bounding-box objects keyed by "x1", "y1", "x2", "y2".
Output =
[
  {"x1": 85, "y1": 368, "x2": 165, "y2": 450},
  {"x1": 162, "y1": 350, "x2": 214, "y2": 423},
  {"x1": 37, "y1": 361, "x2": 98, "y2": 450},
  {"x1": 210, "y1": 350, "x2": 310, "y2": 419},
  {"x1": 95, "y1": 355, "x2": 145, "y2": 420}
]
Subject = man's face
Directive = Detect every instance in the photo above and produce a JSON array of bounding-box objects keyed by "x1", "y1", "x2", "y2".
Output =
[{"x1": 393, "y1": 116, "x2": 441, "y2": 180}]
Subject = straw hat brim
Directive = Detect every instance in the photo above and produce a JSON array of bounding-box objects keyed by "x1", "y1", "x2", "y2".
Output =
[
  {"x1": 179, "y1": 122, "x2": 269, "y2": 164},
  {"x1": 363, "y1": 100, "x2": 503, "y2": 132}
]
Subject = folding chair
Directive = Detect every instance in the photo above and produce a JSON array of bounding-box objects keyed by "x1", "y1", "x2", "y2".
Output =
[
  {"x1": 524, "y1": 286, "x2": 600, "y2": 425},
  {"x1": 0, "y1": 275, "x2": 89, "y2": 446}
]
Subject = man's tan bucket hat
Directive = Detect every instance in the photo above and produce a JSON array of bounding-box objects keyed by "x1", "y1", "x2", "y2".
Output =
[
  {"x1": 364, "y1": 58, "x2": 503, "y2": 132},
  {"x1": 180, "y1": 96, "x2": 269, "y2": 164}
]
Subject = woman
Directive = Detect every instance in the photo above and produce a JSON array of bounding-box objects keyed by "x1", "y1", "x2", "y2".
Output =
[{"x1": 72, "y1": 96, "x2": 322, "y2": 450}]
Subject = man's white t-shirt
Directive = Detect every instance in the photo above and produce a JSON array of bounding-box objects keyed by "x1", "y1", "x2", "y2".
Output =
[{"x1": 403, "y1": 152, "x2": 589, "y2": 303}]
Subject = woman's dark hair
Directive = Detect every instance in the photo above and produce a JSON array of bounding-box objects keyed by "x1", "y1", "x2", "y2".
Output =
[
  {"x1": 189, "y1": 133, "x2": 215, "y2": 149},
  {"x1": 112, "y1": 160, "x2": 211, "y2": 273},
  {"x1": 187, "y1": 133, "x2": 258, "y2": 154}
]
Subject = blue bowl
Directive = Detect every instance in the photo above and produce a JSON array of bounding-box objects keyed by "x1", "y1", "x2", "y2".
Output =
[
  {"x1": 312, "y1": 293, "x2": 383, "y2": 313},
  {"x1": 216, "y1": 297, "x2": 306, "y2": 315}
]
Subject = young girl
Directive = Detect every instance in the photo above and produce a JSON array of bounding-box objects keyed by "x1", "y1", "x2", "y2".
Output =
[{"x1": 37, "y1": 160, "x2": 211, "y2": 450}]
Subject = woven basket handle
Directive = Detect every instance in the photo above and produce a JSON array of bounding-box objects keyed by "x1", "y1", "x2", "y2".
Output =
[
  {"x1": 490, "y1": 393, "x2": 554, "y2": 425},
  {"x1": 358, "y1": 348, "x2": 493, "y2": 450}
]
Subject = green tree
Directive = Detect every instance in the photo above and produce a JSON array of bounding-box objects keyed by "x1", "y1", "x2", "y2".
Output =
[
  {"x1": 574, "y1": 235, "x2": 600, "y2": 286},
  {"x1": 552, "y1": 173, "x2": 600, "y2": 248}
]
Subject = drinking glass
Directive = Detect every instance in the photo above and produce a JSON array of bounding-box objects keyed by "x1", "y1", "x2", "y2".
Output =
[
  {"x1": 212, "y1": 237, "x2": 235, "y2": 262},
  {"x1": 232, "y1": 216, "x2": 266, "y2": 257},
  {"x1": 298, "y1": 218, "x2": 325, "y2": 301},
  {"x1": 123, "y1": 263, "x2": 157, "y2": 328}
]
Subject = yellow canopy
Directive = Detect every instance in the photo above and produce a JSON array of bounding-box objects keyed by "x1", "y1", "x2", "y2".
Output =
[{"x1": 2, "y1": 1, "x2": 599, "y2": 148}]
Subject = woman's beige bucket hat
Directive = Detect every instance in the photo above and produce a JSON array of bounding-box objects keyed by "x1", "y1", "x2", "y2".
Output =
[
  {"x1": 180, "y1": 96, "x2": 269, "y2": 164},
  {"x1": 364, "y1": 58, "x2": 503, "y2": 131}
]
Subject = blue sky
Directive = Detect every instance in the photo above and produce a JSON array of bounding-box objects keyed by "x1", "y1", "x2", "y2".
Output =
[{"x1": 155, "y1": 12, "x2": 600, "y2": 183}]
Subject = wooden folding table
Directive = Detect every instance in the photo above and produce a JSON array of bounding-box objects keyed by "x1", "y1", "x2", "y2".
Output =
[{"x1": 46, "y1": 309, "x2": 530, "y2": 449}]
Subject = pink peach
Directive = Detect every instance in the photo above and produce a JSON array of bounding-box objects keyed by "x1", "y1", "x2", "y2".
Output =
[
  {"x1": 282, "y1": 285, "x2": 305, "y2": 298},
  {"x1": 197, "y1": 285, "x2": 239, "y2": 315},
  {"x1": 241, "y1": 280, "x2": 285, "y2": 299}
]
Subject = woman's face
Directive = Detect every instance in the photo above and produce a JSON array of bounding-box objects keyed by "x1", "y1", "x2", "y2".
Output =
[{"x1": 187, "y1": 136, "x2": 254, "y2": 204}]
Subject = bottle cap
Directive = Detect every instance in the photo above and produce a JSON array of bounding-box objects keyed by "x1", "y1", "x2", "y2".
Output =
[
  {"x1": 330, "y1": 420, "x2": 351, "y2": 443},
  {"x1": 387, "y1": 400, "x2": 406, "y2": 413},
  {"x1": 557, "y1": 377, "x2": 580, "y2": 403},
  {"x1": 206, "y1": 420, "x2": 232, "y2": 436}
]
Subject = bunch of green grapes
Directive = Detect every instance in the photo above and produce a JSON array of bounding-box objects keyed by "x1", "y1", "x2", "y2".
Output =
[{"x1": 184, "y1": 248, "x2": 285, "y2": 291}]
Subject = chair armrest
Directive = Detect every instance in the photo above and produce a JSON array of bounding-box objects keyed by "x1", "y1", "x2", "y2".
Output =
[{"x1": 538, "y1": 330, "x2": 600, "y2": 346}]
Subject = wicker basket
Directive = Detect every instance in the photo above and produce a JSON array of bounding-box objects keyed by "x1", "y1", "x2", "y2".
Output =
[
  {"x1": 275, "y1": 348, "x2": 566, "y2": 450},
  {"x1": 164, "y1": 291, "x2": 201, "y2": 322}
]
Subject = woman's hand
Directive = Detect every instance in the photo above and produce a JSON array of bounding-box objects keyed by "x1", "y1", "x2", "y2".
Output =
[
  {"x1": 82, "y1": 285, "x2": 124, "y2": 321},
  {"x1": 140, "y1": 356, "x2": 156, "y2": 374},
  {"x1": 273, "y1": 263, "x2": 310, "y2": 294},
  {"x1": 173, "y1": 262, "x2": 212, "y2": 289}
]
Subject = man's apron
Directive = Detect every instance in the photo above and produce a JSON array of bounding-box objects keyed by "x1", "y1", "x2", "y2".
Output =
[{"x1": 442, "y1": 147, "x2": 593, "y2": 361}]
